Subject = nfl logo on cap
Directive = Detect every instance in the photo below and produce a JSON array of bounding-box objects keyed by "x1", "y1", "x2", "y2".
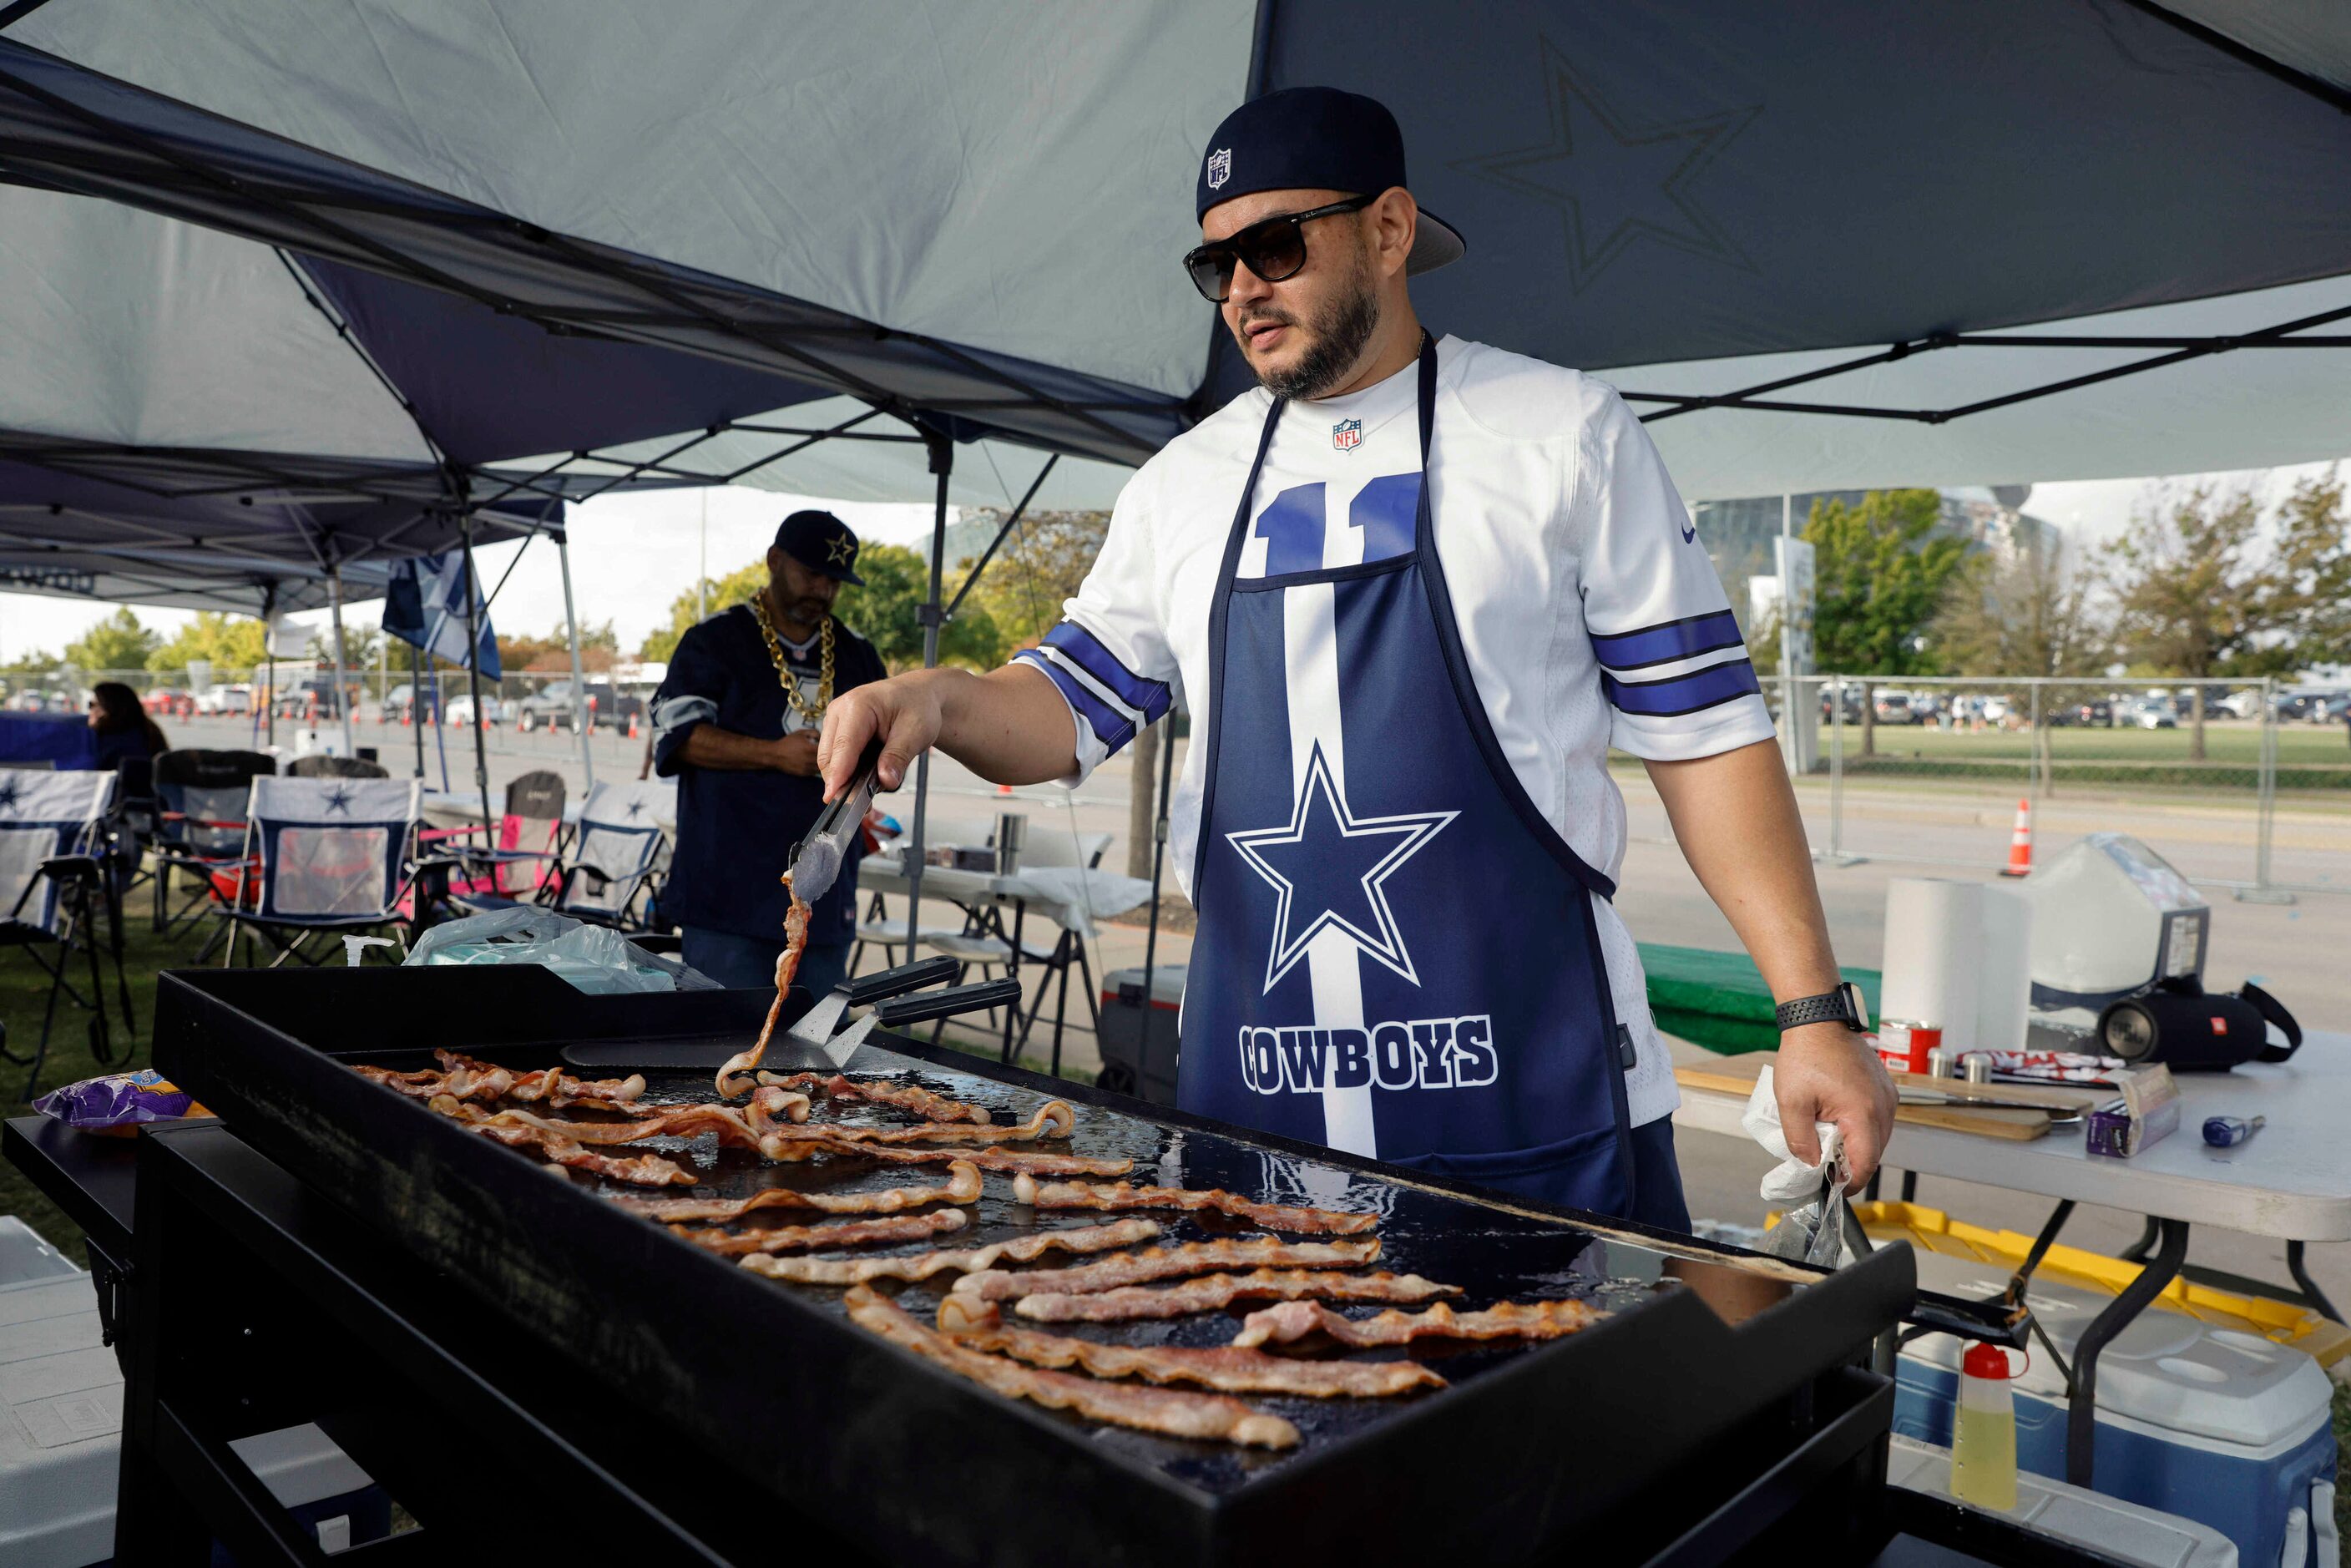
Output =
[
  {"x1": 1332, "y1": 417, "x2": 1363, "y2": 452},
  {"x1": 1206, "y1": 147, "x2": 1231, "y2": 189}
]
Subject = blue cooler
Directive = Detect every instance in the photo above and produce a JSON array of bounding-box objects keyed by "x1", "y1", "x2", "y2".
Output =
[{"x1": 1895, "y1": 1248, "x2": 2338, "y2": 1568}]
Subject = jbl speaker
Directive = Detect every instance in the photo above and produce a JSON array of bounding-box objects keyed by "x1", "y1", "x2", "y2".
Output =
[{"x1": 2096, "y1": 979, "x2": 2301, "y2": 1071}]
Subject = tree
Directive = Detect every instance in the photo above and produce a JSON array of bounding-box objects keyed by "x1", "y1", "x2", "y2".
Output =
[
  {"x1": 64, "y1": 608, "x2": 160, "y2": 675},
  {"x1": 499, "y1": 620, "x2": 619, "y2": 673},
  {"x1": 637, "y1": 546, "x2": 1004, "y2": 671},
  {"x1": 1930, "y1": 537, "x2": 2110, "y2": 680},
  {"x1": 960, "y1": 508, "x2": 1110, "y2": 652},
  {"x1": 2272, "y1": 468, "x2": 2351, "y2": 670},
  {"x1": 2101, "y1": 482, "x2": 2300, "y2": 760},
  {"x1": 149, "y1": 612, "x2": 266, "y2": 680},
  {"x1": 1802, "y1": 489, "x2": 1971, "y2": 755},
  {"x1": 838, "y1": 543, "x2": 1004, "y2": 670},
  {"x1": 306, "y1": 621, "x2": 383, "y2": 674}
]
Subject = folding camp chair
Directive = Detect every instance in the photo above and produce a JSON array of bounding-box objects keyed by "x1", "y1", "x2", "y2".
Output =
[
  {"x1": 456, "y1": 778, "x2": 666, "y2": 931},
  {"x1": 0, "y1": 771, "x2": 136, "y2": 1096},
  {"x1": 149, "y1": 749, "x2": 275, "y2": 937},
  {"x1": 287, "y1": 755, "x2": 390, "y2": 780},
  {"x1": 427, "y1": 770, "x2": 567, "y2": 902},
  {"x1": 215, "y1": 776, "x2": 421, "y2": 969}
]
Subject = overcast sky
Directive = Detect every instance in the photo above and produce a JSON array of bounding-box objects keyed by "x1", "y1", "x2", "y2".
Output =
[{"x1": 0, "y1": 459, "x2": 2338, "y2": 664}]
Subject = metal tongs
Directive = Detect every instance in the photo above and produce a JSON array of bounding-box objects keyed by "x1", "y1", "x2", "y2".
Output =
[{"x1": 784, "y1": 735, "x2": 884, "y2": 909}]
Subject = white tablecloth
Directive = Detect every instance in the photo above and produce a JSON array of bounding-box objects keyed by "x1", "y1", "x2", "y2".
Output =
[{"x1": 858, "y1": 854, "x2": 1151, "y2": 938}]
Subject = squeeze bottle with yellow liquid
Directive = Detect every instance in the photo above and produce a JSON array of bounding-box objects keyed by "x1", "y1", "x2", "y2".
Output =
[{"x1": 1950, "y1": 1342, "x2": 2020, "y2": 1511}]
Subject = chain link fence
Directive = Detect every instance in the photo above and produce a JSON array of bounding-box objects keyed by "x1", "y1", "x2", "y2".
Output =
[{"x1": 1750, "y1": 674, "x2": 2350, "y2": 901}]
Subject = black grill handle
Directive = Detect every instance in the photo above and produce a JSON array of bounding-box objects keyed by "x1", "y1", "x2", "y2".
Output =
[
  {"x1": 843, "y1": 955, "x2": 962, "y2": 1006},
  {"x1": 875, "y1": 979, "x2": 1022, "y2": 1029}
]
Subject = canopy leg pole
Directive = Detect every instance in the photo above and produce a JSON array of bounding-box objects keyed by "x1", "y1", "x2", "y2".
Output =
[
  {"x1": 903, "y1": 430, "x2": 953, "y2": 954},
  {"x1": 328, "y1": 568, "x2": 355, "y2": 759},
  {"x1": 556, "y1": 524, "x2": 594, "y2": 792},
  {"x1": 458, "y1": 514, "x2": 496, "y2": 847},
  {"x1": 411, "y1": 640, "x2": 426, "y2": 779}
]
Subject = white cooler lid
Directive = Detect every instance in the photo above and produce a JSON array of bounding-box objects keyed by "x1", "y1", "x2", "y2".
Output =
[
  {"x1": 1888, "y1": 1434, "x2": 2237, "y2": 1568},
  {"x1": 1903, "y1": 1247, "x2": 2333, "y2": 1454}
]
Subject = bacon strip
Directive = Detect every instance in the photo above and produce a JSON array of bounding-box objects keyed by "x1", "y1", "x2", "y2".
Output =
[
  {"x1": 427, "y1": 1094, "x2": 693, "y2": 1186},
  {"x1": 453, "y1": 1088, "x2": 810, "y2": 1151},
  {"x1": 756, "y1": 1137, "x2": 1132, "y2": 1178},
  {"x1": 759, "y1": 1071, "x2": 991, "y2": 1125},
  {"x1": 762, "y1": 1100, "x2": 1072, "y2": 1152},
  {"x1": 1010, "y1": 1175, "x2": 1376, "y2": 1235},
  {"x1": 434, "y1": 1049, "x2": 645, "y2": 1107},
  {"x1": 740, "y1": 1220, "x2": 1162, "y2": 1285},
  {"x1": 953, "y1": 1237, "x2": 1381, "y2": 1302},
  {"x1": 844, "y1": 1285, "x2": 1297, "y2": 1449},
  {"x1": 1014, "y1": 1268, "x2": 1461, "y2": 1323},
  {"x1": 937, "y1": 1298, "x2": 1445, "y2": 1399},
  {"x1": 356, "y1": 1062, "x2": 512, "y2": 1103},
  {"x1": 671, "y1": 1210, "x2": 972, "y2": 1257},
  {"x1": 609, "y1": 1161, "x2": 982, "y2": 1222},
  {"x1": 716, "y1": 871, "x2": 812, "y2": 1097},
  {"x1": 1231, "y1": 1298, "x2": 1605, "y2": 1348}
]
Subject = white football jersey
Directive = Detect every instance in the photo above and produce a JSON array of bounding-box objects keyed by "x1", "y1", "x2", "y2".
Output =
[{"x1": 1014, "y1": 335, "x2": 1772, "y2": 1125}]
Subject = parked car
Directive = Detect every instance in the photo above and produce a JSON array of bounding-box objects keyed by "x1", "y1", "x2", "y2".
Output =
[
  {"x1": 442, "y1": 693, "x2": 518, "y2": 727},
  {"x1": 1871, "y1": 690, "x2": 1919, "y2": 725},
  {"x1": 2216, "y1": 688, "x2": 2264, "y2": 721},
  {"x1": 516, "y1": 679, "x2": 643, "y2": 733},
  {"x1": 272, "y1": 677, "x2": 343, "y2": 718},
  {"x1": 1818, "y1": 682, "x2": 1866, "y2": 723},
  {"x1": 2121, "y1": 699, "x2": 2177, "y2": 730},
  {"x1": 143, "y1": 686, "x2": 195, "y2": 718},
  {"x1": 194, "y1": 684, "x2": 253, "y2": 716},
  {"x1": 2315, "y1": 693, "x2": 2351, "y2": 726}
]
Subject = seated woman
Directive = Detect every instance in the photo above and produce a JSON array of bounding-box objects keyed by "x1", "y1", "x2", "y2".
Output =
[{"x1": 88, "y1": 681, "x2": 168, "y2": 771}]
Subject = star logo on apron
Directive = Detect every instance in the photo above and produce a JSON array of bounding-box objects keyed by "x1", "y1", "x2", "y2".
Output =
[{"x1": 1225, "y1": 741, "x2": 1456, "y2": 993}]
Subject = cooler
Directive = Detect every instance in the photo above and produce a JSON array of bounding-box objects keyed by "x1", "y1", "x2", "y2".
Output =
[
  {"x1": 1095, "y1": 963, "x2": 1184, "y2": 1105},
  {"x1": 1893, "y1": 1248, "x2": 2338, "y2": 1568},
  {"x1": 1887, "y1": 1434, "x2": 2240, "y2": 1567},
  {"x1": 0, "y1": 1244, "x2": 390, "y2": 1565}
]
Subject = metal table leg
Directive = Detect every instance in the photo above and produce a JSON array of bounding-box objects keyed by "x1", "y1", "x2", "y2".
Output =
[
  {"x1": 1001, "y1": 898, "x2": 1026, "y2": 1065},
  {"x1": 2286, "y1": 1241, "x2": 2342, "y2": 1323},
  {"x1": 2065, "y1": 1217, "x2": 2189, "y2": 1488}
]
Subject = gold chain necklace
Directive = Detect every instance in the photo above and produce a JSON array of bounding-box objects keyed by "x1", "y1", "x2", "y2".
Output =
[{"x1": 751, "y1": 593, "x2": 833, "y2": 723}]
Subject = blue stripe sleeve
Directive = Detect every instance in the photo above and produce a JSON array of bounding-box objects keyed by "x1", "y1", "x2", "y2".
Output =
[
  {"x1": 1588, "y1": 609, "x2": 1744, "y2": 671},
  {"x1": 1014, "y1": 650, "x2": 1137, "y2": 755},
  {"x1": 1602, "y1": 658, "x2": 1762, "y2": 718},
  {"x1": 1040, "y1": 621, "x2": 1170, "y2": 723}
]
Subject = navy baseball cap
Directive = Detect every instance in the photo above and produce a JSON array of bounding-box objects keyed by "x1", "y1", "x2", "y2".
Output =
[
  {"x1": 1196, "y1": 86, "x2": 1465, "y2": 276},
  {"x1": 774, "y1": 508, "x2": 865, "y2": 585}
]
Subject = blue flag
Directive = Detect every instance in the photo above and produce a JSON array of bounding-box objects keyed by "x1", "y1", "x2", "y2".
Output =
[{"x1": 383, "y1": 552, "x2": 501, "y2": 679}]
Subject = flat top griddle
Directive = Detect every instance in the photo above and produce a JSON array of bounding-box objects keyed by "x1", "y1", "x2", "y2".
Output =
[{"x1": 151, "y1": 966, "x2": 1913, "y2": 1567}]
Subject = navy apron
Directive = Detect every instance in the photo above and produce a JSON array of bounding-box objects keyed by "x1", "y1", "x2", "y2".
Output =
[{"x1": 1177, "y1": 335, "x2": 1640, "y2": 1217}]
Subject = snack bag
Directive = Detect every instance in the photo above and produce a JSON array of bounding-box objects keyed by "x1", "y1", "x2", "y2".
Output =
[{"x1": 31, "y1": 1069, "x2": 211, "y2": 1136}]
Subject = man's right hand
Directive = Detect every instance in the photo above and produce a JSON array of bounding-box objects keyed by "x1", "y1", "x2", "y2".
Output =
[
  {"x1": 817, "y1": 663, "x2": 1084, "y2": 803},
  {"x1": 817, "y1": 672, "x2": 947, "y2": 800}
]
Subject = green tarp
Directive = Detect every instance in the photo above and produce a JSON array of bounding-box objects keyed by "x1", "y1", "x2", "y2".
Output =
[{"x1": 1641, "y1": 943, "x2": 1883, "y2": 1056}]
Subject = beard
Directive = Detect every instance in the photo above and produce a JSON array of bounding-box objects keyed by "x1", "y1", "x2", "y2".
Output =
[{"x1": 1239, "y1": 250, "x2": 1382, "y2": 402}]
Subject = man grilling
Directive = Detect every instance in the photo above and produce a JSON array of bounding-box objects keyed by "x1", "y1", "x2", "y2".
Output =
[
  {"x1": 655, "y1": 509, "x2": 887, "y2": 998},
  {"x1": 817, "y1": 89, "x2": 1893, "y2": 1229}
]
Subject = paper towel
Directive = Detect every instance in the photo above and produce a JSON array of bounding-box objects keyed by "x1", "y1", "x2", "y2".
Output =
[
  {"x1": 1882, "y1": 878, "x2": 1980, "y2": 1048},
  {"x1": 1974, "y1": 883, "x2": 2034, "y2": 1053}
]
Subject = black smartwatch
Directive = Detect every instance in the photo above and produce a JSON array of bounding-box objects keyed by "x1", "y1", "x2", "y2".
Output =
[{"x1": 1775, "y1": 981, "x2": 1870, "y2": 1034}]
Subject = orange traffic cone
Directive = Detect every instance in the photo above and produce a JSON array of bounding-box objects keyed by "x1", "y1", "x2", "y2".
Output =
[
  {"x1": 2001, "y1": 798, "x2": 2033, "y2": 878},
  {"x1": 626, "y1": 711, "x2": 640, "y2": 741},
  {"x1": 997, "y1": 781, "x2": 1014, "y2": 797}
]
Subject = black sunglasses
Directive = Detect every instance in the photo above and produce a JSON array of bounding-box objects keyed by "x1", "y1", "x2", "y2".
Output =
[{"x1": 1182, "y1": 195, "x2": 1375, "y2": 303}]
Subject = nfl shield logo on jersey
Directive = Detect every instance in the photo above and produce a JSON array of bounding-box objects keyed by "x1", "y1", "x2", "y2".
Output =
[
  {"x1": 1206, "y1": 148, "x2": 1231, "y2": 189},
  {"x1": 1331, "y1": 417, "x2": 1363, "y2": 452}
]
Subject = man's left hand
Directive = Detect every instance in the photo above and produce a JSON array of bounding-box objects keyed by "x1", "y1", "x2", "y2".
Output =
[
  {"x1": 1773, "y1": 1022, "x2": 1897, "y2": 1189},
  {"x1": 773, "y1": 731, "x2": 821, "y2": 776}
]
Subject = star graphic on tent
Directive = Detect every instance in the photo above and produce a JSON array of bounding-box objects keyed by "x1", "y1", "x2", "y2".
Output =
[
  {"x1": 1225, "y1": 743, "x2": 1455, "y2": 994},
  {"x1": 323, "y1": 785, "x2": 355, "y2": 815},
  {"x1": 827, "y1": 534, "x2": 856, "y2": 565},
  {"x1": 1454, "y1": 37, "x2": 1758, "y2": 293},
  {"x1": 0, "y1": 778, "x2": 23, "y2": 814}
]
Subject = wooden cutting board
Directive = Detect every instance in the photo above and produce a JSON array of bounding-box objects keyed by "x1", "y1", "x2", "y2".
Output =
[{"x1": 1675, "y1": 1055, "x2": 2057, "y2": 1142}]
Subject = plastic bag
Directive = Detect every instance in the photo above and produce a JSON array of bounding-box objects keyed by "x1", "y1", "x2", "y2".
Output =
[
  {"x1": 33, "y1": 1069, "x2": 211, "y2": 1135},
  {"x1": 406, "y1": 908, "x2": 713, "y2": 994},
  {"x1": 1742, "y1": 1065, "x2": 1853, "y2": 1269}
]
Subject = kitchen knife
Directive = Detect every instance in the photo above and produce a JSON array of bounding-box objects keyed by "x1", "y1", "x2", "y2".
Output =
[{"x1": 786, "y1": 735, "x2": 884, "y2": 908}]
